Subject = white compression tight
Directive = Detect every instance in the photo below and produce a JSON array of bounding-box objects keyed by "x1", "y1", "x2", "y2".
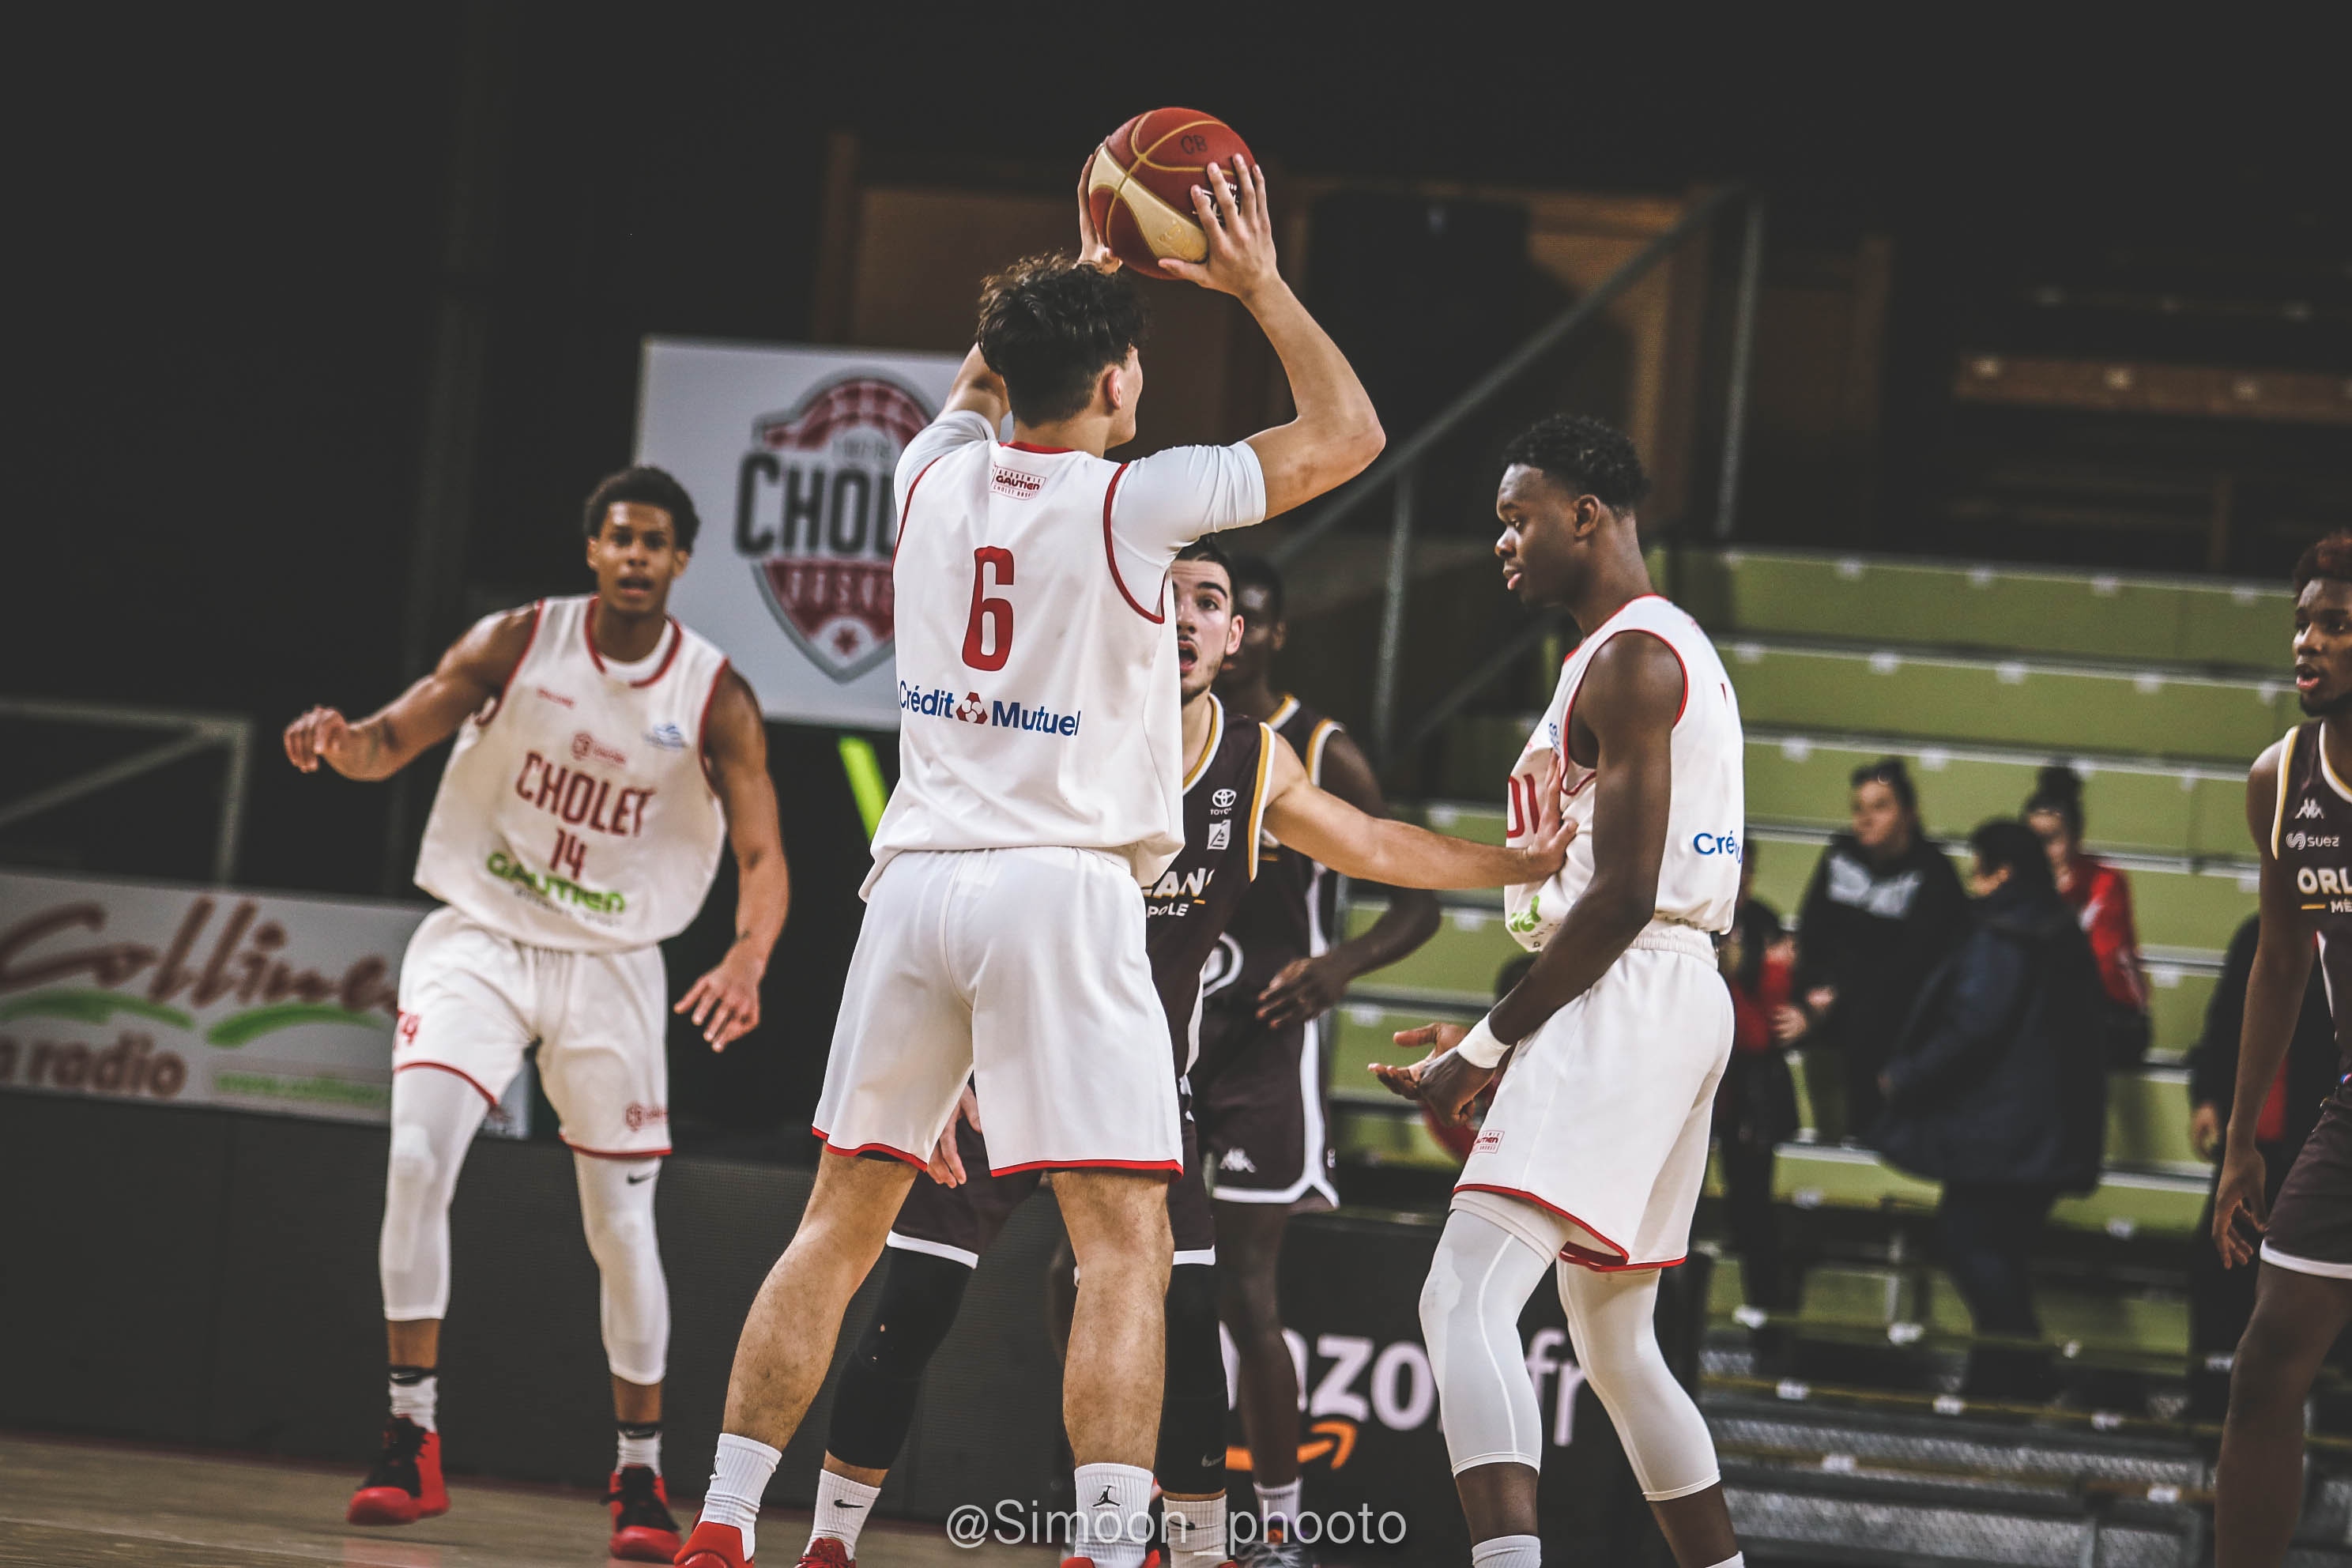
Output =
[
  {"x1": 379, "y1": 1067, "x2": 669, "y2": 1385},
  {"x1": 1419, "y1": 1200, "x2": 1719, "y2": 1502}
]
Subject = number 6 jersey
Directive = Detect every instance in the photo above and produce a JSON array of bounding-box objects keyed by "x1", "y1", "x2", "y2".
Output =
[{"x1": 870, "y1": 409, "x2": 1265, "y2": 892}]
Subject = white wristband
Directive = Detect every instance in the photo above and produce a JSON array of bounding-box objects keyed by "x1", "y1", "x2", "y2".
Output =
[{"x1": 1456, "y1": 1014, "x2": 1510, "y2": 1070}]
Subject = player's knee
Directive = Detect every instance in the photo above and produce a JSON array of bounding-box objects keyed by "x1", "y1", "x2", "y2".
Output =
[
  {"x1": 858, "y1": 1249, "x2": 972, "y2": 1370},
  {"x1": 2230, "y1": 1307, "x2": 2321, "y2": 1404},
  {"x1": 1166, "y1": 1264, "x2": 1223, "y2": 1379},
  {"x1": 1219, "y1": 1258, "x2": 1281, "y2": 1334},
  {"x1": 386, "y1": 1121, "x2": 444, "y2": 1198}
]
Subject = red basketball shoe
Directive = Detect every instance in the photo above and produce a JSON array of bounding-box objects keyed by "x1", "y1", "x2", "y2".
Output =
[
  {"x1": 345, "y1": 1415, "x2": 448, "y2": 1525},
  {"x1": 605, "y1": 1466, "x2": 682, "y2": 1561},
  {"x1": 796, "y1": 1538, "x2": 854, "y2": 1566},
  {"x1": 676, "y1": 1519, "x2": 752, "y2": 1568}
]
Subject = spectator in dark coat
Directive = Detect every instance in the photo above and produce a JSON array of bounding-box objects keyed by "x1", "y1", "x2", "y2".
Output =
[
  {"x1": 1783, "y1": 758, "x2": 1970, "y2": 1140},
  {"x1": 1714, "y1": 842, "x2": 1799, "y2": 1312},
  {"x1": 2184, "y1": 914, "x2": 2336, "y2": 1419},
  {"x1": 1875, "y1": 819, "x2": 2106, "y2": 1398}
]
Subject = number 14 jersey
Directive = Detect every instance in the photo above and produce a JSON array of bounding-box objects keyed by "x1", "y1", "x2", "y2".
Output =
[{"x1": 871, "y1": 410, "x2": 1265, "y2": 892}]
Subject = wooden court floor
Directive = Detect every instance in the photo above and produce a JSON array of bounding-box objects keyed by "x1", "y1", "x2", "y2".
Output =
[{"x1": 0, "y1": 1432, "x2": 1054, "y2": 1567}]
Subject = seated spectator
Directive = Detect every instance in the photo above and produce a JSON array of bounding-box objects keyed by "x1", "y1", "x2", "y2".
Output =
[
  {"x1": 1875, "y1": 819, "x2": 2106, "y2": 1399},
  {"x1": 1715, "y1": 840, "x2": 1799, "y2": 1313},
  {"x1": 2025, "y1": 764, "x2": 2152, "y2": 1065},
  {"x1": 2184, "y1": 914, "x2": 2336, "y2": 1420},
  {"x1": 1783, "y1": 758, "x2": 1969, "y2": 1140}
]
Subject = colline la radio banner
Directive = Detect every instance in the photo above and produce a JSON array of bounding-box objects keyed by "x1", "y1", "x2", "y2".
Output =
[
  {"x1": 0, "y1": 870, "x2": 528, "y2": 1136},
  {"x1": 635, "y1": 339, "x2": 968, "y2": 729}
]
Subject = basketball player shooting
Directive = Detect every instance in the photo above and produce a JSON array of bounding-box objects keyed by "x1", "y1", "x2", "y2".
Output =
[
  {"x1": 1373, "y1": 416, "x2": 1748, "y2": 1568},
  {"x1": 683, "y1": 160, "x2": 1383, "y2": 1568},
  {"x1": 779, "y1": 541, "x2": 1570, "y2": 1568},
  {"x1": 281, "y1": 467, "x2": 790, "y2": 1563},
  {"x1": 2211, "y1": 533, "x2": 2352, "y2": 1566}
]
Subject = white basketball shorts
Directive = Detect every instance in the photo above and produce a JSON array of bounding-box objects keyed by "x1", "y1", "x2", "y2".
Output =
[
  {"x1": 1455, "y1": 925, "x2": 1732, "y2": 1271},
  {"x1": 394, "y1": 906, "x2": 671, "y2": 1158},
  {"x1": 815, "y1": 846, "x2": 1183, "y2": 1175}
]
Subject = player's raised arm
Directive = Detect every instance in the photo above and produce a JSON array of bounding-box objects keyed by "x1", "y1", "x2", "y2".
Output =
[
  {"x1": 2214, "y1": 740, "x2": 2317, "y2": 1265},
  {"x1": 676, "y1": 669, "x2": 791, "y2": 1050},
  {"x1": 281, "y1": 607, "x2": 536, "y2": 782},
  {"x1": 1159, "y1": 160, "x2": 1383, "y2": 519},
  {"x1": 1261, "y1": 734, "x2": 1570, "y2": 889},
  {"x1": 936, "y1": 343, "x2": 1011, "y2": 431}
]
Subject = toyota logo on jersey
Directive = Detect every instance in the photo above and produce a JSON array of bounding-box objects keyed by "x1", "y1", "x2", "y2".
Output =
[{"x1": 734, "y1": 374, "x2": 935, "y2": 684}]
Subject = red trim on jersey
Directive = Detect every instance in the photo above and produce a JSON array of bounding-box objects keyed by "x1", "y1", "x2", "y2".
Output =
[
  {"x1": 1101, "y1": 462, "x2": 1164, "y2": 622},
  {"x1": 1452, "y1": 1182, "x2": 1681, "y2": 1272},
  {"x1": 479, "y1": 601, "x2": 545, "y2": 726},
  {"x1": 989, "y1": 1155, "x2": 1184, "y2": 1178},
  {"x1": 563, "y1": 1137, "x2": 672, "y2": 1160},
  {"x1": 811, "y1": 1126, "x2": 930, "y2": 1169},
  {"x1": 891, "y1": 454, "x2": 948, "y2": 566},
  {"x1": 1004, "y1": 441, "x2": 1076, "y2": 454},
  {"x1": 394, "y1": 1060, "x2": 500, "y2": 1109},
  {"x1": 1559, "y1": 627, "x2": 1689, "y2": 761},
  {"x1": 580, "y1": 599, "x2": 684, "y2": 688},
  {"x1": 695, "y1": 659, "x2": 732, "y2": 801}
]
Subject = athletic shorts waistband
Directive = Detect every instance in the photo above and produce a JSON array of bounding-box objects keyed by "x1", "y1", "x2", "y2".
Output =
[{"x1": 1626, "y1": 923, "x2": 1717, "y2": 961}]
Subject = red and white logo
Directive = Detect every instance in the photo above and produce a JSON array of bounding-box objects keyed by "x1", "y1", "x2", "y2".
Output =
[
  {"x1": 570, "y1": 730, "x2": 628, "y2": 768},
  {"x1": 952, "y1": 692, "x2": 989, "y2": 724},
  {"x1": 624, "y1": 1102, "x2": 669, "y2": 1131},
  {"x1": 1472, "y1": 1129, "x2": 1503, "y2": 1155},
  {"x1": 738, "y1": 375, "x2": 936, "y2": 684},
  {"x1": 990, "y1": 465, "x2": 1043, "y2": 499}
]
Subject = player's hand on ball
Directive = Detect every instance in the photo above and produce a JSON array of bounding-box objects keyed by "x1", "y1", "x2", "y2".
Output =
[
  {"x1": 283, "y1": 706, "x2": 356, "y2": 775},
  {"x1": 1160, "y1": 158, "x2": 1276, "y2": 300},
  {"x1": 1372, "y1": 1023, "x2": 1497, "y2": 1125},
  {"x1": 927, "y1": 1084, "x2": 985, "y2": 1187},
  {"x1": 2213, "y1": 1141, "x2": 2270, "y2": 1267},
  {"x1": 1075, "y1": 160, "x2": 1121, "y2": 273},
  {"x1": 676, "y1": 944, "x2": 763, "y2": 1050},
  {"x1": 1257, "y1": 953, "x2": 1353, "y2": 1028}
]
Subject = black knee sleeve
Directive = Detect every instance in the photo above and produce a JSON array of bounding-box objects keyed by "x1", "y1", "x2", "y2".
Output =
[
  {"x1": 827, "y1": 1248, "x2": 971, "y2": 1470},
  {"x1": 1156, "y1": 1262, "x2": 1230, "y2": 1494}
]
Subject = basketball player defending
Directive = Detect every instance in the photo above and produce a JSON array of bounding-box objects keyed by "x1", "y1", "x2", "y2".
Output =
[
  {"x1": 784, "y1": 541, "x2": 1568, "y2": 1568},
  {"x1": 1209, "y1": 553, "x2": 1440, "y2": 1558},
  {"x1": 682, "y1": 160, "x2": 1382, "y2": 1568},
  {"x1": 1374, "y1": 416, "x2": 1747, "y2": 1568},
  {"x1": 282, "y1": 466, "x2": 790, "y2": 1562},
  {"x1": 2212, "y1": 533, "x2": 2352, "y2": 1566}
]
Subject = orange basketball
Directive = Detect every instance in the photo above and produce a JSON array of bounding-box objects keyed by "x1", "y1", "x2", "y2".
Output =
[{"x1": 1084, "y1": 108, "x2": 1255, "y2": 280}]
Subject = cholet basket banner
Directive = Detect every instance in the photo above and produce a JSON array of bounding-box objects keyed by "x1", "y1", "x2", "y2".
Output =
[
  {"x1": 635, "y1": 338, "x2": 969, "y2": 729},
  {"x1": 0, "y1": 869, "x2": 529, "y2": 1136}
]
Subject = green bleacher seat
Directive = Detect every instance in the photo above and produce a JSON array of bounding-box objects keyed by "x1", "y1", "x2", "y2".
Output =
[
  {"x1": 1340, "y1": 901, "x2": 1523, "y2": 1004},
  {"x1": 1666, "y1": 548, "x2": 2292, "y2": 670},
  {"x1": 1762, "y1": 1144, "x2": 2207, "y2": 1241},
  {"x1": 1725, "y1": 643, "x2": 2296, "y2": 763},
  {"x1": 2107, "y1": 1068, "x2": 2201, "y2": 1173}
]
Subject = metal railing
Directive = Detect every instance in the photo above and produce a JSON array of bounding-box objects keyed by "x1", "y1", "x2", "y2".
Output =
[
  {"x1": 0, "y1": 697, "x2": 253, "y2": 883},
  {"x1": 1269, "y1": 184, "x2": 1766, "y2": 767}
]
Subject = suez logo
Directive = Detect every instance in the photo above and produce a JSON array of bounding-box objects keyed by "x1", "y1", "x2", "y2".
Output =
[
  {"x1": 1691, "y1": 831, "x2": 1741, "y2": 857},
  {"x1": 1217, "y1": 1323, "x2": 1592, "y2": 1459},
  {"x1": 899, "y1": 681, "x2": 1083, "y2": 737},
  {"x1": 2287, "y1": 831, "x2": 2343, "y2": 850}
]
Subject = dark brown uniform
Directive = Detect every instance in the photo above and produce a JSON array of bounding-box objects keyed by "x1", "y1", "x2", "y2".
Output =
[
  {"x1": 2259, "y1": 719, "x2": 2352, "y2": 1276},
  {"x1": 888, "y1": 698, "x2": 1274, "y2": 1267},
  {"x1": 1193, "y1": 695, "x2": 1344, "y2": 1209}
]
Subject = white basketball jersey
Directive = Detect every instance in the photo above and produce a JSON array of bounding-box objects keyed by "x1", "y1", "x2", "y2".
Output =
[
  {"x1": 413, "y1": 595, "x2": 731, "y2": 953},
  {"x1": 869, "y1": 439, "x2": 1189, "y2": 888},
  {"x1": 1502, "y1": 594, "x2": 1745, "y2": 949}
]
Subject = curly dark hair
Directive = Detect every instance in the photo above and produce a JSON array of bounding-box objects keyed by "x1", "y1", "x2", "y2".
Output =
[
  {"x1": 976, "y1": 254, "x2": 1151, "y2": 424},
  {"x1": 2024, "y1": 763, "x2": 2085, "y2": 841},
  {"x1": 582, "y1": 466, "x2": 700, "y2": 552},
  {"x1": 2294, "y1": 530, "x2": 2352, "y2": 593},
  {"x1": 1498, "y1": 414, "x2": 1649, "y2": 512}
]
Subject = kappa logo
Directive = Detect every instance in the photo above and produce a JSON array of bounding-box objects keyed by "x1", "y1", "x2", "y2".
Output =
[
  {"x1": 990, "y1": 465, "x2": 1044, "y2": 499},
  {"x1": 1219, "y1": 1148, "x2": 1258, "y2": 1174},
  {"x1": 737, "y1": 374, "x2": 936, "y2": 684},
  {"x1": 1207, "y1": 820, "x2": 1232, "y2": 850},
  {"x1": 1212, "y1": 788, "x2": 1238, "y2": 812},
  {"x1": 2299, "y1": 797, "x2": 2326, "y2": 820}
]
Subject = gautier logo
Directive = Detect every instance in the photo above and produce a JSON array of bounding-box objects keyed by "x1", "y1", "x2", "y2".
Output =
[{"x1": 899, "y1": 682, "x2": 1082, "y2": 737}]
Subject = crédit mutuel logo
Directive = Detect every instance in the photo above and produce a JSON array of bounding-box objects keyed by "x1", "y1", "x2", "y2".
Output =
[
  {"x1": 736, "y1": 374, "x2": 935, "y2": 684},
  {"x1": 899, "y1": 681, "x2": 1084, "y2": 737}
]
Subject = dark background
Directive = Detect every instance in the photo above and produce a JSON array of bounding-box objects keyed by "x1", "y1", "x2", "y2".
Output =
[{"x1": 13, "y1": 9, "x2": 2339, "y2": 1146}]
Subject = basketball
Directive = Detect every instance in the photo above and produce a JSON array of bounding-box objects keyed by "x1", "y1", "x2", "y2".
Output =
[{"x1": 1084, "y1": 107, "x2": 1255, "y2": 280}]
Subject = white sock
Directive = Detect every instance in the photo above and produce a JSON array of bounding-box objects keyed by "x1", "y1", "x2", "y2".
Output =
[
  {"x1": 1072, "y1": 1461, "x2": 1153, "y2": 1568},
  {"x1": 810, "y1": 1469, "x2": 881, "y2": 1552},
  {"x1": 1253, "y1": 1476, "x2": 1302, "y2": 1532},
  {"x1": 1163, "y1": 1493, "x2": 1227, "y2": 1566},
  {"x1": 1472, "y1": 1534, "x2": 1542, "y2": 1568},
  {"x1": 1702, "y1": 1556, "x2": 1745, "y2": 1568},
  {"x1": 616, "y1": 1421, "x2": 660, "y2": 1473},
  {"x1": 699, "y1": 1433, "x2": 782, "y2": 1560},
  {"x1": 388, "y1": 1370, "x2": 437, "y2": 1432}
]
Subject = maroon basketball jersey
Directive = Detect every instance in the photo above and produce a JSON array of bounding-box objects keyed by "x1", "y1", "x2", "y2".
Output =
[
  {"x1": 1145, "y1": 696, "x2": 1273, "y2": 1072},
  {"x1": 2274, "y1": 720, "x2": 2352, "y2": 1072},
  {"x1": 1208, "y1": 696, "x2": 1343, "y2": 1016}
]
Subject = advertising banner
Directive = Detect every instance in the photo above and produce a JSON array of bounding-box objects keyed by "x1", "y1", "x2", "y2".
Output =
[
  {"x1": 0, "y1": 870, "x2": 528, "y2": 1135},
  {"x1": 635, "y1": 339, "x2": 969, "y2": 729}
]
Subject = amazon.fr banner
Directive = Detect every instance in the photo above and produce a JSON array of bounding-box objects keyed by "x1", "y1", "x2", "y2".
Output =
[{"x1": 0, "y1": 871, "x2": 528, "y2": 1136}]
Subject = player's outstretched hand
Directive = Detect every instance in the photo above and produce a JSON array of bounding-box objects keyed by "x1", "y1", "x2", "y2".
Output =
[
  {"x1": 1257, "y1": 952, "x2": 1353, "y2": 1029},
  {"x1": 1159, "y1": 158, "x2": 1277, "y2": 300},
  {"x1": 1371, "y1": 1023, "x2": 1497, "y2": 1126},
  {"x1": 926, "y1": 1084, "x2": 985, "y2": 1187},
  {"x1": 1076, "y1": 160, "x2": 1121, "y2": 273},
  {"x1": 284, "y1": 706, "x2": 359, "y2": 775},
  {"x1": 676, "y1": 945, "x2": 763, "y2": 1050},
  {"x1": 2213, "y1": 1141, "x2": 2270, "y2": 1267}
]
